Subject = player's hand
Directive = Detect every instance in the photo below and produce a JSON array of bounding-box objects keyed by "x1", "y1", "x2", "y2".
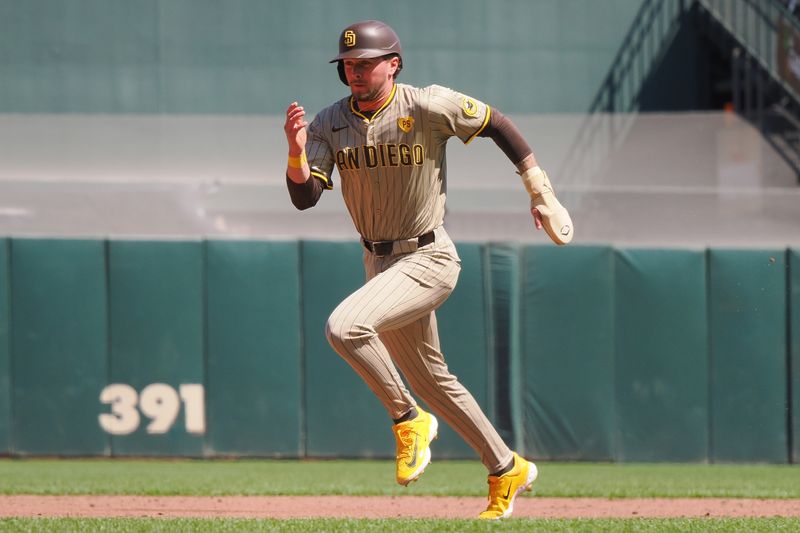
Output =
[
  {"x1": 520, "y1": 167, "x2": 573, "y2": 245},
  {"x1": 531, "y1": 207, "x2": 544, "y2": 230},
  {"x1": 284, "y1": 102, "x2": 308, "y2": 155}
]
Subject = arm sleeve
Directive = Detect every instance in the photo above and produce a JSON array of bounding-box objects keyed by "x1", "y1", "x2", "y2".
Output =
[
  {"x1": 477, "y1": 108, "x2": 533, "y2": 166},
  {"x1": 424, "y1": 85, "x2": 491, "y2": 144},
  {"x1": 286, "y1": 173, "x2": 324, "y2": 210}
]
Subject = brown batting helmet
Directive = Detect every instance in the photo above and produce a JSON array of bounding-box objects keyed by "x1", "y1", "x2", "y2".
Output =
[{"x1": 330, "y1": 20, "x2": 403, "y2": 86}]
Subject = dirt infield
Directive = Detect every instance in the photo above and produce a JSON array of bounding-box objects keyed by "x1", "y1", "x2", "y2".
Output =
[{"x1": 1, "y1": 495, "x2": 799, "y2": 519}]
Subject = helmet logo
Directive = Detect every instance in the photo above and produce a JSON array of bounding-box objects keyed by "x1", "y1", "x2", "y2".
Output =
[{"x1": 344, "y1": 30, "x2": 356, "y2": 47}]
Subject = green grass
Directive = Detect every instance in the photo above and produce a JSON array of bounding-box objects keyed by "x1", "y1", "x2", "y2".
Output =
[
  {"x1": 0, "y1": 459, "x2": 798, "y2": 498},
  {"x1": 2, "y1": 517, "x2": 800, "y2": 532},
  {"x1": 2, "y1": 460, "x2": 798, "y2": 531}
]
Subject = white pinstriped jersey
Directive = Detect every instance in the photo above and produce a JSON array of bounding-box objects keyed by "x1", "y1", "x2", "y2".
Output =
[{"x1": 305, "y1": 83, "x2": 490, "y2": 242}]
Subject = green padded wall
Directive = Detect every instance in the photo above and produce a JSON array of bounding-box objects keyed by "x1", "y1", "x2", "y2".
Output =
[
  {"x1": 521, "y1": 245, "x2": 615, "y2": 461},
  {"x1": 205, "y1": 240, "x2": 302, "y2": 456},
  {"x1": 615, "y1": 249, "x2": 709, "y2": 462},
  {"x1": 792, "y1": 249, "x2": 800, "y2": 464},
  {"x1": 107, "y1": 240, "x2": 204, "y2": 456},
  {"x1": 0, "y1": 240, "x2": 9, "y2": 453},
  {"x1": 709, "y1": 249, "x2": 788, "y2": 463},
  {"x1": 486, "y1": 244, "x2": 522, "y2": 449},
  {"x1": 302, "y1": 241, "x2": 390, "y2": 457},
  {"x1": 10, "y1": 238, "x2": 109, "y2": 455},
  {"x1": 1, "y1": 238, "x2": 796, "y2": 462},
  {"x1": 432, "y1": 243, "x2": 492, "y2": 459}
]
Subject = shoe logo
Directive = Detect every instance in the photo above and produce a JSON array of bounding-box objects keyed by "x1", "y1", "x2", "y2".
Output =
[
  {"x1": 405, "y1": 436, "x2": 419, "y2": 468},
  {"x1": 503, "y1": 484, "x2": 512, "y2": 499},
  {"x1": 332, "y1": 125, "x2": 348, "y2": 132}
]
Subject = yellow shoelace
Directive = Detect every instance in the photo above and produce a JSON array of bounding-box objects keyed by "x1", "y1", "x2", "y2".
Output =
[
  {"x1": 486, "y1": 475, "x2": 511, "y2": 510},
  {"x1": 394, "y1": 425, "x2": 416, "y2": 461}
]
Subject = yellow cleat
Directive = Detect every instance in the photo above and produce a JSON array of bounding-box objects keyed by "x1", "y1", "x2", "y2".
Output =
[
  {"x1": 478, "y1": 452, "x2": 538, "y2": 519},
  {"x1": 392, "y1": 406, "x2": 438, "y2": 486}
]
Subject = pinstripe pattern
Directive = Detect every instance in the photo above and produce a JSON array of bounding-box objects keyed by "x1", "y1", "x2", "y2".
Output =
[
  {"x1": 313, "y1": 83, "x2": 512, "y2": 472},
  {"x1": 306, "y1": 84, "x2": 489, "y2": 242},
  {"x1": 325, "y1": 227, "x2": 512, "y2": 472}
]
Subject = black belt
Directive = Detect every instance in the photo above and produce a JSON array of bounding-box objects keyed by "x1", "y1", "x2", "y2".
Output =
[{"x1": 362, "y1": 230, "x2": 435, "y2": 257}]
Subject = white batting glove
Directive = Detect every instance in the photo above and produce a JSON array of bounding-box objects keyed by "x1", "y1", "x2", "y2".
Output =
[{"x1": 519, "y1": 166, "x2": 574, "y2": 245}]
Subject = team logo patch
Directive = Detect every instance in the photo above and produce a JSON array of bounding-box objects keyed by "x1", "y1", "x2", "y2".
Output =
[
  {"x1": 397, "y1": 116, "x2": 415, "y2": 133},
  {"x1": 344, "y1": 30, "x2": 356, "y2": 47},
  {"x1": 462, "y1": 97, "x2": 479, "y2": 117}
]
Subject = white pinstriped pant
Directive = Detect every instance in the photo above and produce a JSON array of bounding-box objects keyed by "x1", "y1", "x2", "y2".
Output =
[{"x1": 325, "y1": 227, "x2": 513, "y2": 472}]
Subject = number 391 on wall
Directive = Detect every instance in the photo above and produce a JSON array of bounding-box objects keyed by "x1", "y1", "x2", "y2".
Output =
[{"x1": 98, "y1": 383, "x2": 206, "y2": 435}]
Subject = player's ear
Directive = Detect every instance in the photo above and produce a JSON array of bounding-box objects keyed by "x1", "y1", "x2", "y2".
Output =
[
  {"x1": 337, "y1": 61, "x2": 349, "y2": 86},
  {"x1": 388, "y1": 55, "x2": 402, "y2": 79}
]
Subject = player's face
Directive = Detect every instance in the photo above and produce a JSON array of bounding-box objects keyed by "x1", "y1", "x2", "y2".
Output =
[{"x1": 343, "y1": 57, "x2": 398, "y2": 103}]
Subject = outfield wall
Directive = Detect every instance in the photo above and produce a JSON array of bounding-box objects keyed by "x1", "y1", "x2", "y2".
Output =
[{"x1": 0, "y1": 238, "x2": 795, "y2": 463}]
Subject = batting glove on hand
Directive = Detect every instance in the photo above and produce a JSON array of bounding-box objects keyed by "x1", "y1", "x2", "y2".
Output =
[{"x1": 519, "y1": 167, "x2": 574, "y2": 245}]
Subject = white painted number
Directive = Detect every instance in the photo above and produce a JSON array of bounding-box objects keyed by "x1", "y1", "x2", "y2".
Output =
[
  {"x1": 139, "y1": 383, "x2": 180, "y2": 434},
  {"x1": 98, "y1": 383, "x2": 205, "y2": 435},
  {"x1": 98, "y1": 384, "x2": 140, "y2": 435},
  {"x1": 179, "y1": 384, "x2": 206, "y2": 434}
]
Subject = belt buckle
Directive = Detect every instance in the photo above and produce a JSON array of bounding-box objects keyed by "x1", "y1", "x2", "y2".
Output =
[
  {"x1": 373, "y1": 240, "x2": 393, "y2": 257},
  {"x1": 418, "y1": 231, "x2": 435, "y2": 248},
  {"x1": 363, "y1": 238, "x2": 393, "y2": 257}
]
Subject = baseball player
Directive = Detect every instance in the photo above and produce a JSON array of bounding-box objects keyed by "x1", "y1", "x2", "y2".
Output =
[{"x1": 283, "y1": 20, "x2": 572, "y2": 519}]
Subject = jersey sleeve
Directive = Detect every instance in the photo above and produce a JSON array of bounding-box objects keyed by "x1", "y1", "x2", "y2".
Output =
[
  {"x1": 305, "y1": 111, "x2": 335, "y2": 190},
  {"x1": 424, "y1": 84, "x2": 492, "y2": 145}
]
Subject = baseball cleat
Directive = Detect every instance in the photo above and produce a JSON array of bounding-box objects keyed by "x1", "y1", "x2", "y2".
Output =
[
  {"x1": 478, "y1": 452, "x2": 538, "y2": 519},
  {"x1": 392, "y1": 406, "x2": 438, "y2": 486}
]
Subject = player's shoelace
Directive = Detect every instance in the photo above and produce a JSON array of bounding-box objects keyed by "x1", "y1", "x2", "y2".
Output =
[
  {"x1": 394, "y1": 424, "x2": 417, "y2": 462},
  {"x1": 485, "y1": 475, "x2": 511, "y2": 511}
]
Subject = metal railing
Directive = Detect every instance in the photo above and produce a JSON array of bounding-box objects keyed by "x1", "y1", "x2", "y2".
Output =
[
  {"x1": 558, "y1": 0, "x2": 688, "y2": 191},
  {"x1": 698, "y1": 0, "x2": 800, "y2": 104},
  {"x1": 698, "y1": 0, "x2": 800, "y2": 177},
  {"x1": 559, "y1": 0, "x2": 800, "y2": 186}
]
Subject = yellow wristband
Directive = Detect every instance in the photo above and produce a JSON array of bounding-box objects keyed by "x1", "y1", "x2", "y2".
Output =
[{"x1": 287, "y1": 152, "x2": 307, "y2": 169}]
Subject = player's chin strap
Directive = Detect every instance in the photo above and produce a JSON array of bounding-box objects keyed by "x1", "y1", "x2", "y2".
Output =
[{"x1": 518, "y1": 166, "x2": 574, "y2": 245}]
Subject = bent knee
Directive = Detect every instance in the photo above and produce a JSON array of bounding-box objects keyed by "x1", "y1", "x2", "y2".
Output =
[
  {"x1": 324, "y1": 317, "x2": 340, "y2": 348},
  {"x1": 325, "y1": 313, "x2": 377, "y2": 348}
]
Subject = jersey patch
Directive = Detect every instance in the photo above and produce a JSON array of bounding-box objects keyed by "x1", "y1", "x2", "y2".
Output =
[
  {"x1": 462, "y1": 97, "x2": 479, "y2": 117},
  {"x1": 397, "y1": 116, "x2": 415, "y2": 133}
]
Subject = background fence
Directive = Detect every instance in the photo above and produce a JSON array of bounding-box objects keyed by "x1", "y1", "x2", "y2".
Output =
[{"x1": 0, "y1": 238, "x2": 796, "y2": 463}]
